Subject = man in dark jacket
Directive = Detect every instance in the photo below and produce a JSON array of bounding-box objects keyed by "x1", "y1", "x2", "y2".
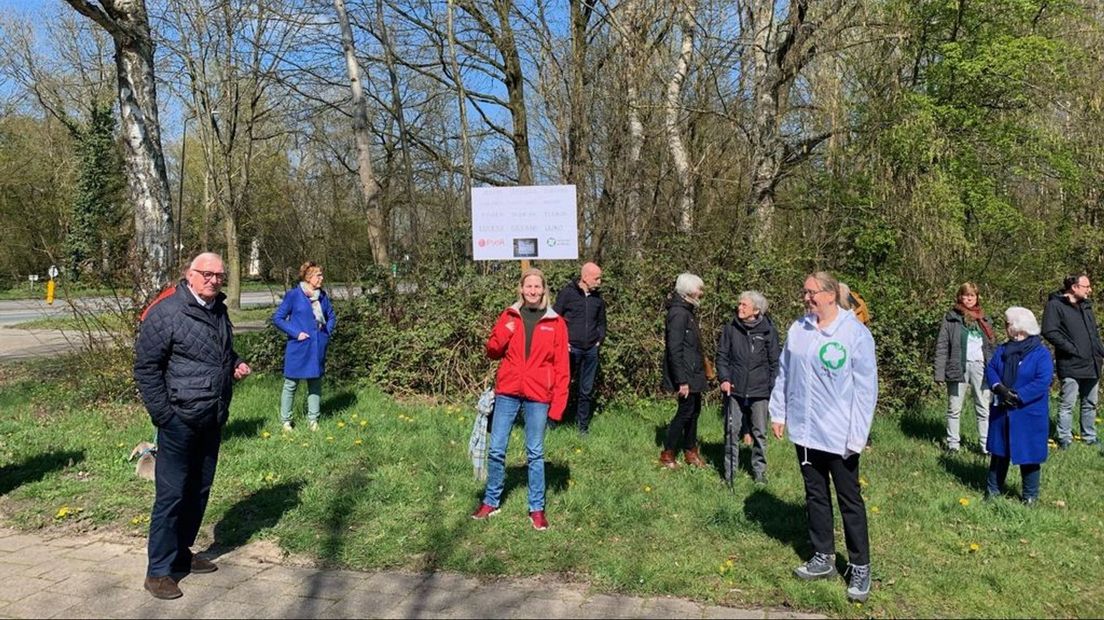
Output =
[
  {"x1": 1042, "y1": 273, "x2": 1104, "y2": 449},
  {"x1": 134, "y1": 253, "x2": 251, "y2": 600},
  {"x1": 553, "y1": 262, "x2": 606, "y2": 434},
  {"x1": 716, "y1": 291, "x2": 780, "y2": 485}
]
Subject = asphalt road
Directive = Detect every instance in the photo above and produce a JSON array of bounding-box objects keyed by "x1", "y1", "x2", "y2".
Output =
[{"x1": 0, "y1": 290, "x2": 284, "y2": 328}]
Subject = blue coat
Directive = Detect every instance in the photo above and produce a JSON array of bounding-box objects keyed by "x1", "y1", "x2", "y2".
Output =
[
  {"x1": 273, "y1": 287, "x2": 337, "y2": 379},
  {"x1": 985, "y1": 343, "x2": 1053, "y2": 465}
]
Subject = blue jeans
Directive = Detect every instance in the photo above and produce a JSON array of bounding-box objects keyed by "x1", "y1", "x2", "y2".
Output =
[
  {"x1": 987, "y1": 455, "x2": 1041, "y2": 500},
  {"x1": 569, "y1": 345, "x2": 599, "y2": 430},
  {"x1": 483, "y1": 394, "x2": 549, "y2": 512}
]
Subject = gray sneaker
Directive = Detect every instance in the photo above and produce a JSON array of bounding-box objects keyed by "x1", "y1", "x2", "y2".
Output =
[
  {"x1": 846, "y1": 563, "x2": 871, "y2": 602},
  {"x1": 794, "y1": 552, "x2": 837, "y2": 580}
]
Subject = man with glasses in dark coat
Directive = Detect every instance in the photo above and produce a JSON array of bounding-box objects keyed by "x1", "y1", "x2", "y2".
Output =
[
  {"x1": 134, "y1": 252, "x2": 252, "y2": 599},
  {"x1": 1042, "y1": 273, "x2": 1104, "y2": 450}
]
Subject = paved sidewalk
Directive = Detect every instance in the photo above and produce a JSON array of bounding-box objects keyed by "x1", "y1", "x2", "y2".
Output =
[{"x1": 0, "y1": 527, "x2": 823, "y2": 619}]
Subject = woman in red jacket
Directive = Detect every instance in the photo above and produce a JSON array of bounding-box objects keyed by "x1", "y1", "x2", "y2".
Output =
[{"x1": 471, "y1": 268, "x2": 569, "y2": 530}]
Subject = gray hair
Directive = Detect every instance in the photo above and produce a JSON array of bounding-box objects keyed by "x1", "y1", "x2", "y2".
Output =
[
  {"x1": 739, "y1": 290, "x2": 769, "y2": 316},
  {"x1": 1004, "y1": 306, "x2": 1040, "y2": 337},
  {"x1": 674, "y1": 273, "x2": 704, "y2": 299}
]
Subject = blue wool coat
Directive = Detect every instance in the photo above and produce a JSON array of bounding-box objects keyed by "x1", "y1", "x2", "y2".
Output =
[
  {"x1": 985, "y1": 343, "x2": 1053, "y2": 465},
  {"x1": 272, "y1": 287, "x2": 337, "y2": 379}
]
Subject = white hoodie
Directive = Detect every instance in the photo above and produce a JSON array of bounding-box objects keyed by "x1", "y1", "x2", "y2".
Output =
[{"x1": 769, "y1": 308, "x2": 878, "y2": 457}]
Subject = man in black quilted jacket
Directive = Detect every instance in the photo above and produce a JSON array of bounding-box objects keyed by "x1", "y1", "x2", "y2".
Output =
[{"x1": 133, "y1": 252, "x2": 251, "y2": 600}]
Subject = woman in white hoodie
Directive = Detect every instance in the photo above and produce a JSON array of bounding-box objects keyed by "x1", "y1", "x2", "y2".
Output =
[{"x1": 770, "y1": 271, "x2": 878, "y2": 603}]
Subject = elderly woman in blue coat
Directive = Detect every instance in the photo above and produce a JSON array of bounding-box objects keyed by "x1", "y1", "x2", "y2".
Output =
[
  {"x1": 985, "y1": 306, "x2": 1053, "y2": 505},
  {"x1": 273, "y1": 261, "x2": 337, "y2": 431}
]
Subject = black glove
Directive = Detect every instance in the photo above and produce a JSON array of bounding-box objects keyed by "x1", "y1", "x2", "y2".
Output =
[
  {"x1": 992, "y1": 384, "x2": 1011, "y2": 400},
  {"x1": 1006, "y1": 389, "x2": 1023, "y2": 408}
]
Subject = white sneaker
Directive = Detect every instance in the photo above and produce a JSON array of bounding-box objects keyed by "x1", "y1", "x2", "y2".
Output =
[
  {"x1": 282, "y1": 422, "x2": 293, "y2": 432},
  {"x1": 309, "y1": 420, "x2": 319, "y2": 432}
]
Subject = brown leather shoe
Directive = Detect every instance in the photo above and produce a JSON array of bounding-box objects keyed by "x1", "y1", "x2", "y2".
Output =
[
  {"x1": 191, "y1": 556, "x2": 218, "y2": 574},
  {"x1": 659, "y1": 450, "x2": 679, "y2": 469},
  {"x1": 684, "y1": 447, "x2": 707, "y2": 468},
  {"x1": 144, "y1": 575, "x2": 183, "y2": 600}
]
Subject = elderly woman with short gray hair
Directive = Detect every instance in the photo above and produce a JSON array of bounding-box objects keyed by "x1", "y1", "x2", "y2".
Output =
[
  {"x1": 985, "y1": 306, "x2": 1053, "y2": 505},
  {"x1": 716, "y1": 290, "x2": 780, "y2": 485},
  {"x1": 660, "y1": 273, "x2": 708, "y2": 468}
]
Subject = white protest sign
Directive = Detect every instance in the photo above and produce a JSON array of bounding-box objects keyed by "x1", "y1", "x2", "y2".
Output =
[{"x1": 471, "y1": 185, "x2": 578, "y2": 261}]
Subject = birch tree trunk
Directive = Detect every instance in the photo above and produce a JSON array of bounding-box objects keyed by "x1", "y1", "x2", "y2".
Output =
[
  {"x1": 335, "y1": 0, "x2": 390, "y2": 267},
  {"x1": 446, "y1": 0, "x2": 474, "y2": 214},
  {"x1": 61, "y1": 0, "x2": 174, "y2": 303},
  {"x1": 568, "y1": 0, "x2": 593, "y2": 252},
  {"x1": 665, "y1": 0, "x2": 697, "y2": 232}
]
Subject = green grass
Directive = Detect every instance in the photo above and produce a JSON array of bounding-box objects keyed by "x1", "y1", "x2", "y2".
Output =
[
  {"x1": 1, "y1": 370, "x2": 1102, "y2": 617},
  {"x1": 6, "y1": 307, "x2": 274, "y2": 331}
]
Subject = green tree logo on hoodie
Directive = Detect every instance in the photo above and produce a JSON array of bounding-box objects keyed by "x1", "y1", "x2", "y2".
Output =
[{"x1": 819, "y1": 342, "x2": 848, "y2": 370}]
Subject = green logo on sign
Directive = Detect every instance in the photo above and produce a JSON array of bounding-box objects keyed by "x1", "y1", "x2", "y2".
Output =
[{"x1": 819, "y1": 342, "x2": 847, "y2": 370}]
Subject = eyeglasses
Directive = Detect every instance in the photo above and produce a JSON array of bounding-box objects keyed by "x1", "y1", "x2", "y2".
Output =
[
  {"x1": 193, "y1": 270, "x2": 227, "y2": 282},
  {"x1": 800, "y1": 288, "x2": 829, "y2": 298}
]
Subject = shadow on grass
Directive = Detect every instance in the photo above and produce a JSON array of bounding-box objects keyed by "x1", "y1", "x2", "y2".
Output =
[
  {"x1": 699, "y1": 440, "x2": 728, "y2": 480},
  {"x1": 211, "y1": 480, "x2": 304, "y2": 549},
  {"x1": 322, "y1": 390, "x2": 358, "y2": 417},
  {"x1": 898, "y1": 408, "x2": 944, "y2": 444},
  {"x1": 939, "y1": 453, "x2": 988, "y2": 492},
  {"x1": 743, "y1": 488, "x2": 810, "y2": 559},
  {"x1": 0, "y1": 450, "x2": 85, "y2": 496},
  {"x1": 222, "y1": 417, "x2": 265, "y2": 440}
]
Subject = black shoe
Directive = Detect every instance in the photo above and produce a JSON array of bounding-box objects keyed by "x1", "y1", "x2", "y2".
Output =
[
  {"x1": 1058, "y1": 441, "x2": 1071, "y2": 451},
  {"x1": 794, "y1": 552, "x2": 837, "y2": 580}
]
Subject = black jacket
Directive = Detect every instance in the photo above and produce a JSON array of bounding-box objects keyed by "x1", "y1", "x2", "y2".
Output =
[
  {"x1": 133, "y1": 282, "x2": 241, "y2": 428},
  {"x1": 715, "y1": 315, "x2": 780, "y2": 399},
  {"x1": 661, "y1": 294, "x2": 708, "y2": 393},
  {"x1": 1042, "y1": 291, "x2": 1104, "y2": 379},
  {"x1": 553, "y1": 279, "x2": 607, "y2": 349},
  {"x1": 933, "y1": 309, "x2": 996, "y2": 383}
]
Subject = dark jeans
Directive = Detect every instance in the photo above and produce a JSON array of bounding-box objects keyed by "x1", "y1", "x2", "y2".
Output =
[
  {"x1": 147, "y1": 414, "x2": 222, "y2": 577},
  {"x1": 664, "y1": 392, "x2": 702, "y2": 451},
  {"x1": 569, "y1": 345, "x2": 599, "y2": 431},
  {"x1": 987, "y1": 455, "x2": 1041, "y2": 500},
  {"x1": 796, "y1": 445, "x2": 870, "y2": 566}
]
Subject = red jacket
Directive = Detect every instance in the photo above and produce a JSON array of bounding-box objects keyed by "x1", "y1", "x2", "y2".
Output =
[{"x1": 486, "y1": 304, "x2": 570, "y2": 420}]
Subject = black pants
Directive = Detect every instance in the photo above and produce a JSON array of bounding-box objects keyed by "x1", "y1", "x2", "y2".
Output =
[
  {"x1": 796, "y1": 444, "x2": 870, "y2": 565},
  {"x1": 664, "y1": 393, "x2": 701, "y2": 451},
  {"x1": 147, "y1": 415, "x2": 222, "y2": 577}
]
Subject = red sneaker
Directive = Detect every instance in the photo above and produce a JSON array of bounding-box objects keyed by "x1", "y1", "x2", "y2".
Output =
[
  {"x1": 470, "y1": 503, "x2": 500, "y2": 520},
  {"x1": 529, "y1": 510, "x2": 548, "y2": 531}
]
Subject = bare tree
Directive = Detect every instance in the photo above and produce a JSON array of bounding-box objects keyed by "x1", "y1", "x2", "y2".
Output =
[
  {"x1": 335, "y1": 0, "x2": 391, "y2": 267},
  {"x1": 61, "y1": 0, "x2": 174, "y2": 303},
  {"x1": 664, "y1": 0, "x2": 696, "y2": 232}
]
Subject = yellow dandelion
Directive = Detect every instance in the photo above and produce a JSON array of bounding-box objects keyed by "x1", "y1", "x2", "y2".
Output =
[
  {"x1": 644, "y1": 485, "x2": 652, "y2": 493},
  {"x1": 575, "y1": 448, "x2": 582, "y2": 453},
  {"x1": 959, "y1": 497, "x2": 970, "y2": 507},
  {"x1": 969, "y1": 543, "x2": 980, "y2": 553},
  {"x1": 360, "y1": 420, "x2": 367, "y2": 427},
  {"x1": 301, "y1": 442, "x2": 309, "y2": 447},
  {"x1": 859, "y1": 476, "x2": 868, "y2": 488},
  {"x1": 55, "y1": 506, "x2": 71, "y2": 519},
  {"x1": 725, "y1": 559, "x2": 734, "y2": 567},
  {"x1": 116, "y1": 442, "x2": 125, "y2": 448},
  {"x1": 871, "y1": 506, "x2": 880, "y2": 514},
  {"x1": 261, "y1": 431, "x2": 271, "y2": 439},
  {"x1": 337, "y1": 421, "x2": 346, "y2": 429},
  {"x1": 351, "y1": 413, "x2": 359, "y2": 419},
  {"x1": 326, "y1": 436, "x2": 335, "y2": 441},
  {"x1": 354, "y1": 439, "x2": 363, "y2": 446}
]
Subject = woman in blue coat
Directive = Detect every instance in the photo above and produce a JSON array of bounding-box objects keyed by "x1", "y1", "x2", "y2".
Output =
[
  {"x1": 273, "y1": 261, "x2": 337, "y2": 431},
  {"x1": 985, "y1": 306, "x2": 1053, "y2": 504}
]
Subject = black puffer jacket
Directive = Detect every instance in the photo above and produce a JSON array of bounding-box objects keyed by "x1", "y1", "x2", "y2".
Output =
[
  {"x1": 553, "y1": 279, "x2": 607, "y2": 349},
  {"x1": 715, "y1": 315, "x2": 780, "y2": 399},
  {"x1": 1042, "y1": 291, "x2": 1104, "y2": 379},
  {"x1": 133, "y1": 282, "x2": 241, "y2": 428},
  {"x1": 661, "y1": 294, "x2": 708, "y2": 393}
]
